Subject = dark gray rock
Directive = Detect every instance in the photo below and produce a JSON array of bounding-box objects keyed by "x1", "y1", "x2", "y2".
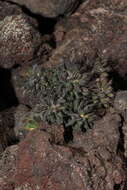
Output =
[{"x1": 7, "y1": 0, "x2": 80, "y2": 18}]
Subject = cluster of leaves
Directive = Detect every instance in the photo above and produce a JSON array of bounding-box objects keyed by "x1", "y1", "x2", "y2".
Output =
[
  {"x1": 31, "y1": 57, "x2": 114, "y2": 132},
  {"x1": 92, "y1": 58, "x2": 114, "y2": 108}
]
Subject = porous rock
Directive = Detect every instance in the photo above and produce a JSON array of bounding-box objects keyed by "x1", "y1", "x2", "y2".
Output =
[
  {"x1": 52, "y1": 0, "x2": 127, "y2": 77},
  {"x1": 0, "y1": 0, "x2": 127, "y2": 189},
  {"x1": 0, "y1": 113, "x2": 126, "y2": 189},
  {"x1": 0, "y1": 14, "x2": 42, "y2": 68},
  {"x1": 71, "y1": 112, "x2": 121, "y2": 154},
  {"x1": 0, "y1": 145, "x2": 18, "y2": 190}
]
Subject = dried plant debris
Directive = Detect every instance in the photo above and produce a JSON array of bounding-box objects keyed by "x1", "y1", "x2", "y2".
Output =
[{"x1": 21, "y1": 57, "x2": 114, "y2": 132}]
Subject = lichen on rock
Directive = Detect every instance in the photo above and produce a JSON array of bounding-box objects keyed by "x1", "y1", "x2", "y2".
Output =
[{"x1": 0, "y1": 14, "x2": 42, "y2": 68}]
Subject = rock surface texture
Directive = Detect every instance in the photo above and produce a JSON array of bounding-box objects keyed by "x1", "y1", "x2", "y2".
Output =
[
  {"x1": 0, "y1": 14, "x2": 41, "y2": 68},
  {"x1": 0, "y1": 113, "x2": 126, "y2": 189},
  {"x1": 0, "y1": 1, "x2": 22, "y2": 20},
  {"x1": 51, "y1": 0, "x2": 127, "y2": 77},
  {"x1": 0, "y1": 108, "x2": 17, "y2": 154},
  {"x1": 0, "y1": 0, "x2": 127, "y2": 189},
  {"x1": 7, "y1": 0, "x2": 80, "y2": 18},
  {"x1": 114, "y1": 90, "x2": 127, "y2": 158}
]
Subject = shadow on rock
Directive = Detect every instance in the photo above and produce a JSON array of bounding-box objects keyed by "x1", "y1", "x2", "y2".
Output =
[{"x1": 0, "y1": 67, "x2": 19, "y2": 154}]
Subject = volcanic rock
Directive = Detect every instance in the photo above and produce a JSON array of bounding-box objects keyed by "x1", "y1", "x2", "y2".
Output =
[
  {"x1": 0, "y1": 1, "x2": 22, "y2": 21},
  {"x1": 0, "y1": 113, "x2": 126, "y2": 189},
  {"x1": 52, "y1": 0, "x2": 127, "y2": 77},
  {"x1": 0, "y1": 14, "x2": 42, "y2": 68},
  {"x1": 0, "y1": 108, "x2": 16, "y2": 154},
  {"x1": 7, "y1": 0, "x2": 80, "y2": 18}
]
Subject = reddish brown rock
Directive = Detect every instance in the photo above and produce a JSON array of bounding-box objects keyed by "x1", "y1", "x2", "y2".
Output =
[
  {"x1": 0, "y1": 113, "x2": 126, "y2": 189},
  {"x1": 80, "y1": 0, "x2": 127, "y2": 13},
  {"x1": 47, "y1": 28, "x2": 96, "y2": 68},
  {"x1": 11, "y1": 0, "x2": 127, "y2": 105},
  {"x1": 52, "y1": 0, "x2": 127, "y2": 77},
  {"x1": 71, "y1": 112, "x2": 121, "y2": 153},
  {"x1": 13, "y1": 104, "x2": 65, "y2": 143},
  {"x1": 0, "y1": 1, "x2": 127, "y2": 189}
]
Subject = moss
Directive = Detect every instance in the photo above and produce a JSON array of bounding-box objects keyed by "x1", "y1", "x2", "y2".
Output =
[{"x1": 24, "y1": 119, "x2": 39, "y2": 131}]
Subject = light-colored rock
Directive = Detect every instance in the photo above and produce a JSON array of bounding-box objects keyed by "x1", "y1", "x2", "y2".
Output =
[{"x1": 0, "y1": 14, "x2": 41, "y2": 68}]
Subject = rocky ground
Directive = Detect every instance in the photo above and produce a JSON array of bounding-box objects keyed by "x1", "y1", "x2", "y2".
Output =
[{"x1": 0, "y1": 0, "x2": 127, "y2": 189}]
